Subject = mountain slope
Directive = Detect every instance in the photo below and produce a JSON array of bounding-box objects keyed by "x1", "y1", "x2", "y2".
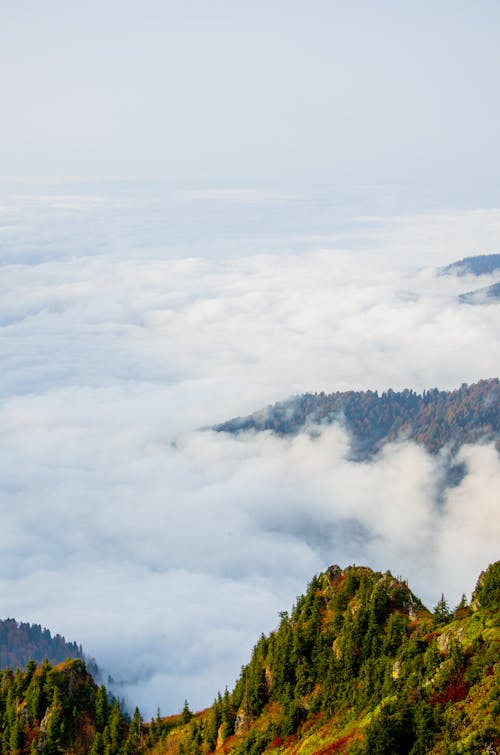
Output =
[
  {"x1": 1, "y1": 564, "x2": 497, "y2": 754},
  {"x1": 0, "y1": 658, "x2": 137, "y2": 755},
  {"x1": 440, "y1": 253, "x2": 500, "y2": 276},
  {"x1": 214, "y1": 379, "x2": 500, "y2": 457},
  {"x1": 459, "y1": 280, "x2": 500, "y2": 304},
  {"x1": 150, "y1": 562, "x2": 500, "y2": 755}
]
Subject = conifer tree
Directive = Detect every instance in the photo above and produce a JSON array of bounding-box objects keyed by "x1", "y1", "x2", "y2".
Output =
[
  {"x1": 433, "y1": 594, "x2": 452, "y2": 625},
  {"x1": 180, "y1": 700, "x2": 192, "y2": 725},
  {"x1": 95, "y1": 684, "x2": 109, "y2": 732}
]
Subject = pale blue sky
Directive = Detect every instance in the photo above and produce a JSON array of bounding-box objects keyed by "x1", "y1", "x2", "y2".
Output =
[{"x1": 1, "y1": 0, "x2": 499, "y2": 185}]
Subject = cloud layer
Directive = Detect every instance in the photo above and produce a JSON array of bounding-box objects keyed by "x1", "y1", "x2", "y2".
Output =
[{"x1": 0, "y1": 183, "x2": 499, "y2": 716}]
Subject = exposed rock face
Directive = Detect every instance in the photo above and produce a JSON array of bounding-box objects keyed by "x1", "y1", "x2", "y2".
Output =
[
  {"x1": 392, "y1": 660, "x2": 401, "y2": 679},
  {"x1": 408, "y1": 605, "x2": 418, "y2": 621},
  {"x1": 325, "y1": 564, "x2": 342, "y2": 581},
  {"x1": 216, "y1": 723, "x2": 227, "y2": 751},
  {"x1": 437, "y1": 627, "x2": 465, "y2": 654},
  {"x1": 234, "y1": 707, "x2": 251, "y2": 735},
  {"x1": 264, "y1": 667, "x2": 272, "y2": 695}
]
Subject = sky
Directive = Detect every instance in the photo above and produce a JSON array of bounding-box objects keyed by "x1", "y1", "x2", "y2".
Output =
[
  {"x1": 1, "y1": 0, "x2": 500, "y2": 185},
  {"x1": 0, "y1": 0, "x2": 499, "y2": 720}
]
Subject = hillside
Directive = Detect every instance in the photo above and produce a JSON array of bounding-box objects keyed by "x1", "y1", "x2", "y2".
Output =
[
  {"x1": 440, "y1": 253, "x2": 500, "y2": 276},
  {"x1": 0, "y1": 618, "x2": 99, "y2": 678},
  {"x1": 149, "y1": 561, "x2": 500, "y2": 755},
  {"x1": 459, "y1": 281, "x2": 500, "y2": 305},
  {"x1": 0, "y1": 564, "x2": 497, "y2": 753},
  {"x1": 0, "y1": 658, "x2": 138, "y2": 755},
  {"x1": 214, "y1": 379, "x2": 500, "y2": 457}
]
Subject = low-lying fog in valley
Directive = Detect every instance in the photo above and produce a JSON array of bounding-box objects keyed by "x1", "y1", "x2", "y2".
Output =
[{"x1": 1, "y1": 184, "x2": 499, "y2": 715}]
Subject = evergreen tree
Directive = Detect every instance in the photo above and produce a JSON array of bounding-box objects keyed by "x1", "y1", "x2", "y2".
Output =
[
  {"x1": 107, "y1": 700, "x2": 124, "y2": 754},
  {"x1": 44, "y1": 687, "x2": 65, "y2": 755},
  {"x1": 90, "y1": 731, "x2": 105, "y2": 755},
  {"x1": 433, "y1": 594, "x2": 452, "y2": 625},
  {"x1": 180, "y1": 700, "x2": 193, "y2": 725},
  {"x1": 95, "y1": 684, "x2": 109, "y2": 732}
]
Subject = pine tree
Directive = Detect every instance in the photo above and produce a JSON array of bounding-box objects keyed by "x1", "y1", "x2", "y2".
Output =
[
  {"x1": 180, "y1": 700, "x2": 193, "y2": 725},
  {"x1": 433, "y1": 594, "x2": 452, "y2": 625},
  {"x1": 44, "y1": 687, "x2": 65, "y2": 755},
  {"x1": 95, "y1": 684, "x2": 109, "y2": 732},
  {"x1": 90, "y1": 731, "x2": 105, "y2": 755},
  {"x1": 106, "y1": 700, "x2": 124, "y2": 754}
]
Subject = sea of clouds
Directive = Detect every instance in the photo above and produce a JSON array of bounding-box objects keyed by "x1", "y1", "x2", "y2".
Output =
[{"x1": 0, "y1": 181, "x2": 499, "y2": 716}]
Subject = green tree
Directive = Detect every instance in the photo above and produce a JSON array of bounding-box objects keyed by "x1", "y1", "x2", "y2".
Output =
[
  {"x1": 180, "y1": 699, "x2": 193, "y2": 725},
  {"x1": 95, "y1": 684, "x2": 109, "y2": 732},
  {"x1": 474, "y1": 561, "x2": 500, "y2": 609},
  {"x1": 9, "y1": 716, "x2": 24, "y2": 754},
  {"x1": 121, "y1": 707, "x2": 143, "y2": 754},
  {"x1": 106, "y1": 700, "x2": 124, "y2": 754},
  {"x1": 433, "y1": 594, "x2": 452, "y2": 625},
  {"x1": 363, "y1": 699, "x2": 414, "y2": 754},
  {"x1": 44, "y1": 687, "x2": 65, "y2": 755},
  {"x1": 26, "y1": 675, "x2": 42, "y2": 725},
  {"x1": 90, "y1": 731, "x2": 105, "y2": 755}
]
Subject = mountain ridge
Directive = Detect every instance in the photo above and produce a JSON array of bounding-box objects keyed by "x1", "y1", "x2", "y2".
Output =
[
  {"x1": 0, "y1": 561, "x2": 497, "y2": 753},
  {"x1": 214, "y1": 378, "x2": 500, "y2": 458},
  {"x1": 0, "y1": 617, "x2": 99, "y2": 679},
  {"x1": 459, "y1": 281, "x2": 500, "y2": 305},
  {"x1": 440, "y1": 253, "x2": 500, "y2": 277},
  {"x1": 145, "y1": 560, "x2": 500, "y2": 754}
]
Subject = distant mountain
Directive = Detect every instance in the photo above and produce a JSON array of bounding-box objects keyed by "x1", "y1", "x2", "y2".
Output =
[
  {"x1": 459, "y1": 280, "x2": 500, "y2": 304},
  {"x1": 150, "y1": 561, "x2": 500, "y2": 755},
  {"x1": 214, "y1": 379, "x2": 500, "y2": 457},
  {"x1": 440, "y1": 253, "x2": 500, "y2": 276},
  {"x1": 0, "y1": 617, "x2": 99, "y2": 677}
]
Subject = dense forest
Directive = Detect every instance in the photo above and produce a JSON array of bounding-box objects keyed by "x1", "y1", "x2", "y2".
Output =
[
  {"x1": 0, "y1": 563, "x2": 498, "y2": 753},
  {"x1": 0, "y1": 619, "x2": 98, "y2": 678},
  {"x1": 0, "y1": 659, "x2": 141, "y2": 754},
  {"x1": 146, "y1": 561, "x2": 500, "y2": 755},
  {"x1": 214, "y1": 379, "x2": 500, "y2": 457},
  {"x1": 440, "y1": 253, "x2": 500, "y2": 276}
]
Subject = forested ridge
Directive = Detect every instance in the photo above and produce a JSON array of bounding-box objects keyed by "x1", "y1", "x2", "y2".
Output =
[
  {"x1": 0, "y1": 619, "x2": 98, "y2": 677},
  {"x1": 440, "y1": 254, "x2": 500, "y2": 276},
  {"x1": 459, "y1": 281, "x2": 500, "y2": 304},
  {"x1": 147, "y1": 562, "x2": 500, "y2": 755},
  {"x1": 0, "y1": 563, "x2": 498, "y2": 753},
  {"x1": 0, "y1": 620, "x2": 82, "y2": 668},
  {"x1": 214, "y1": 379, "x2": 500, "y2": 457},
  {"x1": 440, "y1": 253, "x2": 500, "y2": 303}
]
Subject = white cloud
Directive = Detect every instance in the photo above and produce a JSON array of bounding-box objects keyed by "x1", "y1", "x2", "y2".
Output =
[{"x1": 0, "y1": 184, "x2": 499, "y2": 716}]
